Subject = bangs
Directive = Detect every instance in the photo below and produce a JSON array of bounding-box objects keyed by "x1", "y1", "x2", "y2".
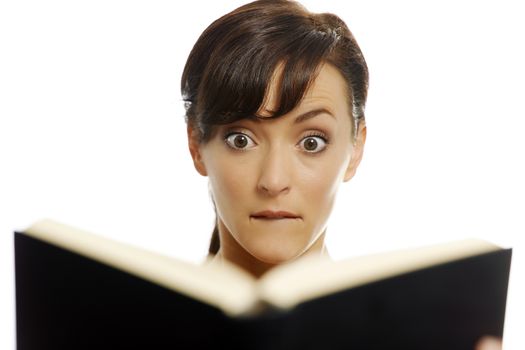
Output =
[
  {"x1": 181, "y1": 0, "x2": 368, "y2": 142},
  {"x1": 182, "y1": 2, "x2": 341, "y2": 141},
  {"x1": 198, "y1": 26, "x2": 338, "y2": 124}
]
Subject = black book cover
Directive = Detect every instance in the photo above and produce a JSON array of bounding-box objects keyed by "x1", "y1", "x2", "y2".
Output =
[
  {"x1": 15, "y1": 232, "x2": 511, "y2": 350},
  {"x1": 274, "y1": 247, "x2": 511, "y2": 350}
]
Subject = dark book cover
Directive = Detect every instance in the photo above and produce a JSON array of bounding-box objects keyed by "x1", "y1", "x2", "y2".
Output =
[{"x1": 15, "y1": 232, "x2": 511, "y2": 350}]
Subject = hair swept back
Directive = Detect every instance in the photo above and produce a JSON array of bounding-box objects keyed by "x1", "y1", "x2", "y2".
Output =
[{"x1": 181, "y1": 0, "x2": 369, "y2": 255}]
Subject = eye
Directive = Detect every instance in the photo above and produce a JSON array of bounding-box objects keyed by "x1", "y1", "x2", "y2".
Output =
[
  {"x1": 224, "y1": 132, "x2": 256, "y2": 150},
  {"x1": 298, "y1": 135, "x2": 328, "y2": 153}
]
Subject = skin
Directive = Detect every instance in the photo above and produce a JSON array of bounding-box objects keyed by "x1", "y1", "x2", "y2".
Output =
[
  {"x1": 475, "y1": 337, "x2": 503, "y2": 350},
  {"x1": 188, "y1": 63, "x2": 366, "y2": 278}
]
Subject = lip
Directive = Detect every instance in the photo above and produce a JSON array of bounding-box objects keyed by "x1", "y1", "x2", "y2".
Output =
[{"x1": 250, "y1": 210, "x2": 301, "y2": 220}]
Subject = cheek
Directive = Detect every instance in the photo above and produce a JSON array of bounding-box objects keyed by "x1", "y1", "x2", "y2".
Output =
[
  {"x1": 206, "y1": 154, "x2": 253, "y2": 215},
  {"x1": 299, "y1": 171, "x2": 339, "y2": 227},
  {"x1": 299, "y1": 149, "x2": 350, "y2": 205}
]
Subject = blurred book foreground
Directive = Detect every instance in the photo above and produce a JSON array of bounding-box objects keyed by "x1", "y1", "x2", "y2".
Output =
[{"x1": 15, "y1": 219, "x2": 511, "y2": 349}]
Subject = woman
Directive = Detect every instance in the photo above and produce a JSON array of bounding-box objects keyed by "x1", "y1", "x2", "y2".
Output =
[
  {"x1": 181, "y1": 1, "x2": 504, "y2": 349},
  {"x1": 181, "y1": 0, "x2": 367, "y2": 278}
]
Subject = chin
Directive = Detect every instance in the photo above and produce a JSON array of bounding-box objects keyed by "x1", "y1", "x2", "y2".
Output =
[{"x1": 249, "y1": 244, "x2": 306, "y2": 265}]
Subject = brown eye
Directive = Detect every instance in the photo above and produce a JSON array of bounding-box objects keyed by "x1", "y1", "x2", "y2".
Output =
[
  {"x1": 304, "y1": 138, "x2": 318, "y2": 151},
  {"x1": 299, "y1": 136, "x2": 327, "y2": 153},
  {"x1": 225, "y1": 133, "x2": 256, "y2": 150}
]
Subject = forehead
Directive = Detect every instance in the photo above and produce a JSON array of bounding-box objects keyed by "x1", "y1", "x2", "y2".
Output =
[{"x1": 259, "y1": 63, "x2": 351, "y2": 118}]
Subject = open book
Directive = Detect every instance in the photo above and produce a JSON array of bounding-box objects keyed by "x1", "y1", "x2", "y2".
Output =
[{"x1": 15, "y1": 219, "x2": 511, "y2": 350}]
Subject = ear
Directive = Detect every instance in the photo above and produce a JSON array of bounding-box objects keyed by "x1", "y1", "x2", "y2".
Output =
[
  {"x1": 343, "y1": 121, "x2": 367, "y2": 182},
  {"x1": 187, "y1": 125, "x2": 208, "y2": 176}
]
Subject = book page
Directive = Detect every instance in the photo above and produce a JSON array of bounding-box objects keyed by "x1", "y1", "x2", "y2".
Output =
[
  {"x1": 24, "y1": 219, "x2": 259, "y2": 316},
  {"x1": 256, "y1": 239, "x2": 501, "y2": 310}
]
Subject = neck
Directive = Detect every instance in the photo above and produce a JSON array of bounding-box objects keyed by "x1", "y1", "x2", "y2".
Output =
[{"x1": 210, "y1": 222, "x2": 331, "y2": 279}]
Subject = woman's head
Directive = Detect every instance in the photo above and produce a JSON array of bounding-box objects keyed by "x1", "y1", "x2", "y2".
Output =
[
  {"x1": 181, "y1": 0, "x2": 369, "y2": 265},
  {"x1": 182, "y1": 0, "x2": 368, "y2": 142}
]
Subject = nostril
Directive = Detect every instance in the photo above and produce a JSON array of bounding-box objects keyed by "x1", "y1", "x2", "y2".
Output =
[{"x1": 257, "y1": 183, "x2": 290, "y2": 196}]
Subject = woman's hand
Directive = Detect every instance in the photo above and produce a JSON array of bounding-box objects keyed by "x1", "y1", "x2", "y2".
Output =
[{"x1": 475, "y1": 336, "x2": 503, "y2": 350}]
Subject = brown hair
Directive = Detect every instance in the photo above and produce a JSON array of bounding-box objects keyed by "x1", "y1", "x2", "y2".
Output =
[{"x1": 181, "y1": 0, "x2": 369, "y2": 255}]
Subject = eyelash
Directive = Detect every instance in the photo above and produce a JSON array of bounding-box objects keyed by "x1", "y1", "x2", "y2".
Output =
[
  {"x1": 223, "y1": 131, "x2": 256, "y2": 152},
  {"x1": 299, "y1": 132, "x2": 330, "y2": 154},
  {"x1": 303, "y1": 131, "x2": 328, "y2": 141}
]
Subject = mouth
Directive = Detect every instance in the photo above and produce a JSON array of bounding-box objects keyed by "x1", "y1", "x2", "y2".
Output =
[{"x1": 250, "y1": 210, "x2": 301, "y2": 220}]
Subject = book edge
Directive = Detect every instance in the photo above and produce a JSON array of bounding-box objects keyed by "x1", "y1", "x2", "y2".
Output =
[
  {"x1": 258, "y1": 239, "x2": 503, "y2": 309},
  {"x1": 19, "y1": 219, "x2": 259, "y2": 316}
]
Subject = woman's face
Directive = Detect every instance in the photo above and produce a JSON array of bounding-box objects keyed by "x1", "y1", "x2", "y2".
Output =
[{"x1": 189, "y1": 63, "x2": 365, "y2": 264}]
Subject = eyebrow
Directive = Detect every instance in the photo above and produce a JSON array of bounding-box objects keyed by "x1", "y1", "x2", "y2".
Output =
[
  {"x1": 293, "y1": 108, "x2": 335, "y2": 124},
  {"x1": 251, "y1": 108, "x2": 335, "y2": 123}
]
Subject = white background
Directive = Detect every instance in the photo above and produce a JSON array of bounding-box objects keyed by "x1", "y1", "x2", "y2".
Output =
[{"x1": 1, "y1": 0, "x2": 523, "y2": 348}]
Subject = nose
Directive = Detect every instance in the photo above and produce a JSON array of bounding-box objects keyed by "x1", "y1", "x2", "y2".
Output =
[{"x1": 256, "y1": 147, "x2": 291, "y2": 196}]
